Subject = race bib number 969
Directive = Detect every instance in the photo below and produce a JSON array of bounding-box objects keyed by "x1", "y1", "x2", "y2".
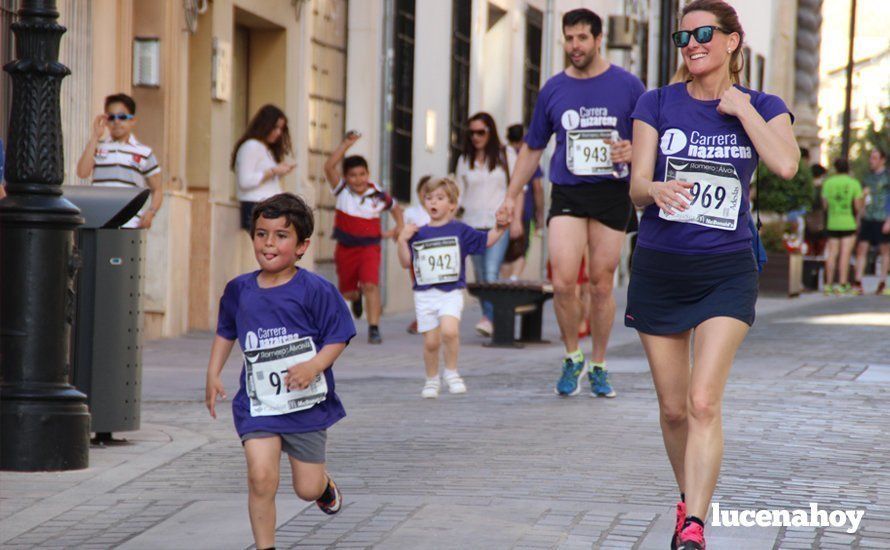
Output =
[{"x1": 659, "y1": 157, "x2": 743, "y2": 231}]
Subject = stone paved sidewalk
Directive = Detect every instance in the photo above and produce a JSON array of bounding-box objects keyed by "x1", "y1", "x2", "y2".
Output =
[{"x1": 1, "y1": 290, "x2": 889, "y2": 549}]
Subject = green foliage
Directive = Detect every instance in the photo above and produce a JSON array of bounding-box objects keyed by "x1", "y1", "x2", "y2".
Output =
[
  {"x1": 827, "y1": 103, "x2": 890, "y2": 181},
  {"x1": 754, "y1": 158, "x2": 814, "y2": 214},
  {"x1": 759, "y1": 220, "x2": 786, "y2": 253}
]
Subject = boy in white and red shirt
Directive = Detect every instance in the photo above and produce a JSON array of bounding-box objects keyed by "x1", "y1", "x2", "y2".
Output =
[{"x1": 324, "y1": 131, "x2": 403, "y2": 344}]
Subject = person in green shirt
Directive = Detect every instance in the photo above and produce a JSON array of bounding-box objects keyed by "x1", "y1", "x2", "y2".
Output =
[
  {"x1": 822, "y1": 158, "x2": 863, "y2": 294},
  {"x1": 853, "y1": 148, "x2": 890, "y2": 295}
]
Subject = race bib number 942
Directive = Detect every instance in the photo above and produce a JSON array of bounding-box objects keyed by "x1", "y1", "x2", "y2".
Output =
[
  {"x1": 412, "y1": 236, "x2": 461, "y2": 286},
  {"x1": 659, "y1": 157, "x2": 743, "y2": 231},
  {"x1": 245, "y1": 336, "x2": 327, "y2": 417},
  {"x1": 566, "y1": 129, "x2": 612, "y2": 176}
]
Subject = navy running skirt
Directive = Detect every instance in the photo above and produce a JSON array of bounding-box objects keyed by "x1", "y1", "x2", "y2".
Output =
[{"x1": 624, "y1": 246, "x2": 758, "y2": 335}]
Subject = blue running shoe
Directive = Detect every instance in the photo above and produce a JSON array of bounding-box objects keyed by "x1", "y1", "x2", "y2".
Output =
[
  {"x1": 555, "y1": 358, "x2": 586, "y2": 396},
  {"x1": 589, "y1": 366, "x2": 617, "y2": 398}
]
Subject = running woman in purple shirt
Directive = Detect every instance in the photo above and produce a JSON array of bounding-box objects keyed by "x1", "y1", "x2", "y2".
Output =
[
  {"x1": 499, "y1": 8, "x2": 645, "y2": 399},
  {"x1": 627, "y1": 2, "x2": 799, "y2": 548}
]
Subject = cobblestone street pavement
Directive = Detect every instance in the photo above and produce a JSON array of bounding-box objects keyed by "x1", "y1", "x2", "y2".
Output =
[{"x1": 2, "y1": 290, "x2": 889, "y2": 549}]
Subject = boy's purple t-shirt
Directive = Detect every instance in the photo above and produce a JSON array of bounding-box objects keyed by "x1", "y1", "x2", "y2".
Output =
[
  {"x1": 216, "y1": 268, "x2": 356, "y2": 436},
  {"x1": 408, "y1": 220, "x2": 487, "y2": 292},
  {"x1": 632, "y1": 83, "x2": 793, "y2": 255},
  {"x1": 525, "y1": 66, "x2": 645, "y2": 186}
]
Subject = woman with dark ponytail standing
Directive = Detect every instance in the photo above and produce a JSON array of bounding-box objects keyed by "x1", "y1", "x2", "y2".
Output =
[{"x1": 626, "y1": 1, "x2": 800, "y2": 548}]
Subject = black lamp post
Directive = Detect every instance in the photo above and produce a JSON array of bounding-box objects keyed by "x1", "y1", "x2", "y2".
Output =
[{"x1": 0, "y1": 0, "x2": 90, "y2": 471}]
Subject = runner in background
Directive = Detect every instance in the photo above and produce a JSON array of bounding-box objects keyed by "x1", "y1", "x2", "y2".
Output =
[
  {"x1": 822, "y1": 158, "x2": 863, "y2": 295},
  {"x1": 501, "y1": 124, "x2": 544, "y2": 280}
]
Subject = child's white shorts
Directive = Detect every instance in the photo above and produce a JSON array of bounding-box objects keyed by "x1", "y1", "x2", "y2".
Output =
[{"x1": 413, "y1": 288, "x2": 464, "y2": 333}]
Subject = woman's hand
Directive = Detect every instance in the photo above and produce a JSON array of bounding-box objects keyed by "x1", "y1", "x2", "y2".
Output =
[
  {"x1": 272, "y1": 162, "x2": 296, "y2": 176},
  {"x1": 716, "y1": 86, "x2": 753, "y2": 118},
  {"x1": 648, "y1": 180, "x2": 694, "y2": 216}
]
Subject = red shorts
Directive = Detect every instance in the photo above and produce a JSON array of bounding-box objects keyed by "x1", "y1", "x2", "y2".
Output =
[{"x1": 335, "y1": 243, "x2": 381, "y2": 294}]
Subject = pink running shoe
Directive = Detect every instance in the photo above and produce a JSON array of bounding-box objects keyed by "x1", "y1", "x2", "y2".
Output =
[
  {"x1": 671, "y1": 501, "x2": 686, "y2": 550},
  {"x1": 677, "y1": 521, "x2": 706, "y2": 550}
]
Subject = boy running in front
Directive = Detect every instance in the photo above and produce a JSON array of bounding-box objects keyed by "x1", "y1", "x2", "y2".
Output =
[{"x1": 205, "y1": 193, "x2": 355, "y2": 549}]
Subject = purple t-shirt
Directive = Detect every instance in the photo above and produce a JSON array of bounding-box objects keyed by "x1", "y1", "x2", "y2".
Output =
[
  {"x1": 632, "y1": 83, "x2": 793, "y2": 255},
  {"x1": 525, "y1": 66, "x2": 645, "y2": 186},
  {"x1": 408, "y1": 221, "x2": 487, "y2": 292},
  {"x1": 216, "y1": 268, "x2": 356, "y2": 436}
]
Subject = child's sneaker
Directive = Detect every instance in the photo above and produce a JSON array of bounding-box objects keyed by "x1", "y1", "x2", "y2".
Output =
[
  {"x1": 442, "y1": 370, "x2": 467, "y2": 394},
  {"x1": 677, "y1": 521, "x2": 706, "y2": 550},
  {"x1": 671, "y1": 501, "x2": 687, "y2": 550},
  {"x1": 588, "y1": 365, "x2": 617, "y2": 398},
  {"x1": 316, "y1": 475, "x2": 342, "y2": 515},
  {"x1": 421, "y1": 377, "x2": 440, "y2": 399}
]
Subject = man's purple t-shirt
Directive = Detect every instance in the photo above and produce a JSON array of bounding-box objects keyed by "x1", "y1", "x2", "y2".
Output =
[
  {"x1": 408, "y1": 221, "x2": 487, "y2": 292},
  {"x1": 631, "y1": 83, "x2": 792, "y2": 255},
  {"x1": 525, "y1": 66, "x2": 645, "y2": 186},
  {"x1": 217, "y1": 268, "x2": 356, "y2": 436}
]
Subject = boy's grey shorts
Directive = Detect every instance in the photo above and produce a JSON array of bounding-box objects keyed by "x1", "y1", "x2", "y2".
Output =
[{"x1": 240, "y1": 430, "x2": 327, "y2": 464}]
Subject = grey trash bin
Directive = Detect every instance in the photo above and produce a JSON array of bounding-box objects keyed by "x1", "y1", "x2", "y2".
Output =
[{"x1": 63, "y1": 186, "x2": 150, "y2": 442}]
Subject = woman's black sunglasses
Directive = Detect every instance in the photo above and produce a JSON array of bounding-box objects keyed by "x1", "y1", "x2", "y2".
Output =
[{"x1": 672, "y1": 25, "x2": 729, "y2": 48}]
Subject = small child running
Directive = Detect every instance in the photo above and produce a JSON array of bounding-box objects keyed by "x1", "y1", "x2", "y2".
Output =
[
  {"x1": 397, "y1": 177, "x2": 509, "y2": 398},
  {"x1": 205, "y1": 193, "x2": 356, "y2": 550}
]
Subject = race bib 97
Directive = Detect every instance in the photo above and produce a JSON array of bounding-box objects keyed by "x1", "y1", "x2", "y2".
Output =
[
  {"x1": 659, "y1": 157, "x2": 743, "y2": 231},
  {"x1": 245, "y1": 336, "x2": 327, "y2": 417},
  {"x1": 412, "y1": 236, "x2": 461, "y2": 286},
  {"x1": 566, "y1": 129, "x2": 612, "y2": 176}
]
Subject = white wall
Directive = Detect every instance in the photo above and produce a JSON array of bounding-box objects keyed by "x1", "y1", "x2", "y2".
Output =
[{"x1": 412, "y1": 0, "x2": 454, "y2": 188}]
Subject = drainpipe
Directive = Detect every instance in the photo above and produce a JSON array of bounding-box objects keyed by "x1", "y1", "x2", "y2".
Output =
[{"x1": 379, "y1": 0, "x2": 395, "y2": 308}]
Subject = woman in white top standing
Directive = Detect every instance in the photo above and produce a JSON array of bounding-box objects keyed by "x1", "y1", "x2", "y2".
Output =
[
  {"x1": 231, "y1": 104, "x2": 296, "y2": 230},
  {"x1": 455, "y1": 112, "x2": 517, "y2": 336}
]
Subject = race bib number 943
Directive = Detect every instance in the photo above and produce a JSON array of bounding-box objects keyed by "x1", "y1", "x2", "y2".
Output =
[
  {"x1": 659, "y1": 157, "x2": 743, "y2": 231},
  {"x1": 245, "y1": 336, "x2": 327, "y2": 417},
  {"x1": 566, "y1": 129, "x2": 612, "y2": 176},
  {"x1": 413, "y1": 236, "x2": 461, "y2": 286}
]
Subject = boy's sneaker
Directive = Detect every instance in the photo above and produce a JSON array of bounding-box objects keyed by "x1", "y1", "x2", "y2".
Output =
[
  {"x1": 368, "y1": 326, "x2": 382, "y2": 345},
  {"x1": 589, "y1": 366, "x2": 617, "y2": 398},
  {"x1": 351, "y1": 295, "x2": 363, "y2": 318},
  {"x1": 475, "y1": 319, "x2": 493, "y2": 337},
  {"x1": 671, "y1": 501, "x2": 687, "y2": 550},
  {"x1": 677, "y1": 521, "x2": 705, "y2": 550},
  {"x1": 316, "y1": 475, "x2": 342, "y2": 515},
  {"x1": 555, "y1": 358, "x2": 586, "y2": 396},
  {"x1": 421, "y1": 377, "x2": 440, "y2": 399},
  {"x1": 442, "y1": 371, "x2": 467, "y2": 394},
  {"x1": 836, "y1": 283, "x2": 852, "y2": 295}
]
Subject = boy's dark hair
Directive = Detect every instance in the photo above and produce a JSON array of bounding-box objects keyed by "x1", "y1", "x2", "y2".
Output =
[
  {"x1": 562, "y1": 8, "x2": 602, "y2": 37},
  {"x1": 415, "y1": 174, "x2": 433, "y2": 197},
  {"x1": 833, "y1": 158, "x2": 850, "y2": 174},
  {"x1": 506, "y1": 124, "x2": 524, "y2": 144},
  {"x1": 343, "y1": 155, "x2": 369, "y2": 173},
  {"x1": 810, "y1": 163, "x2": 826, "y2": 178},
  {"x1": 250, "y1": 193, "x2": 314, "y2": 245},
  {"x1": 104, "y1": 93, "x2": 136, "y2": 115}
]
